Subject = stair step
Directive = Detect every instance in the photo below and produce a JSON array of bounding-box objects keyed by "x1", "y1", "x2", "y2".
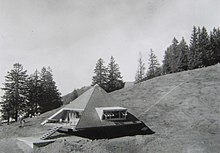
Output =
[{"x1": 40, "y1": 126, "x2": 61, "y2": 140}]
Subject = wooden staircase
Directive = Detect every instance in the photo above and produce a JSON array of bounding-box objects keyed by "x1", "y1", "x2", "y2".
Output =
[{"x1": 40, "y1": 126, "x2": 61, "y2": 140}]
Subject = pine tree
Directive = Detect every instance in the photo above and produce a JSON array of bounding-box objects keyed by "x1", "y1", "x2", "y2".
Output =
[
  {"x1": 106, "y1": 56, "x2": 124, "y2": 92},
  {"x1": 39, "y1": 67, "x2": 62, "y2": 113},
  {"x1": 197, "y1": 26, "x2": 212, "y2": 67},
  {"x1": 162, "y1": 47, "x2": 172, "y2": 74},
  {"x1": 92, "y1": 58, "x2": 108, "y2": 90},
  {"x1": 26, "y1": 70, "x2": 42, "y2": 116},
  {"x1": 72, "y1": 89, "x2": 78, "y2": 100},
  {"x1": 1, "y1": 63, "x2": 28, "y2": 123},
  {"x1": 146, "y1": 49, "x2": 161, "y2": 79},
  {"x1": 177, "y1": 37, "x2": 189, "y2": 71},
  {"x1": 1, "y1": 91, "x2": 12, "y2": 124},
  {"x1": 135, "y1": 52, "x2": 146, "y2": 83},
  {"x1": 162, "y1": 38, "x2": 179, "y2": 74},
  {"x1": 188, "y1": 26, "x2": 199, "y2": 69},
  {"x1": 162, "y1": 26, "x2": 220, "y2": 75},
  {"x1": 170, "y1": 37, "x2": 179, "y2": 73},
  {"x1": 210, "y1": 28, "x2": 220, "y2": 64}
]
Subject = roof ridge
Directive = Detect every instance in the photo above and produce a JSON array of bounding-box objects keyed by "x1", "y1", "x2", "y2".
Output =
[
  {"x1": 75, "y1": 85, "x2": 97, "y2": 128},
  {"x1": 76, "y1": 85, "x2": 120, "y2": 129}
]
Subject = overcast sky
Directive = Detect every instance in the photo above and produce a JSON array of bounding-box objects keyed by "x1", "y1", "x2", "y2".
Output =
[{"x1": 0, "y1": 0, "x2": 220, "y2": 96}]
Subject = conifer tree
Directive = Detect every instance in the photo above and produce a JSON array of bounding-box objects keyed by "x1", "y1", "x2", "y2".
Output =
[
  {"x1": 1, "y1": 63, "x2": 28, "y2": 123},
  {"x1": 188, "y1": 26, "x2": 199, "y2": 69},
  {"x1": 210, "y1": 28, "x2": 220, "y2": 65},
  {"x1": 26, "y1": 70, "x2": 42, "y2": 116},
  {"x1": 162, "y1": 26, "x2": 220, "y2": 75},
  {"x1": 162, "y1": 38, "x2": 179, "y2": 74},
  {"x1": 197, "y1": 26, "x2": 212, "y2": 67},
  {"x1": 92, "y1": 58, "x2": 108, "y2": 90},
  {"x1": 106, "y1": 56, "x2": 124, "y2": 92},
  {"x1": 135, "y1": 52, "x2": 146, "y2": 83},
  {"x1": 39, "y1": 67, "x2": 62, "y2": 113},
  {"x1": 162, "y1": 47, "x2": 172, "y2": 74},
  {"x1": 146, "y1": 49, "x2": 161, "y2": 79},
  {"x1": 170, "y1": 37, "x2": 179, "y2": 73},
  {"x1": 177, "y1": 37, "x2": 189, "y2": 71},
  {"x1": 72, "y1": 89, "x2": 78, "y2": 100}
]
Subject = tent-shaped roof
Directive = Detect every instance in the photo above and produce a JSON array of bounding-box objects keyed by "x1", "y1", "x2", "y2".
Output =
[
  {"x1": 42, "y1": 84, "x2": 141, "y2": 129},
  {"x1": 65, "y1": 84, "x2": 130, "y2": 129},
  {"x1": 75, "y1": 84, "x2": 117, "y2": 129},
  {"x1": 64, "y1": 86, "x2": 95, "y2": 110}
]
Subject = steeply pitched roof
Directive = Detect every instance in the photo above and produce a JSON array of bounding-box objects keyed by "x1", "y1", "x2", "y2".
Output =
[
  {"x1": 44, "y1": 84, "x2": 140, "y2": 128},
  {"x1": 76, "y1": 85, "x2": 116, "y2": 129},
  {"x1": 64, "y1": 84, "x2": 139, "y2": 129},
  {"x1": 64, "y1": 86, "x2": 94, "y2": 110}
]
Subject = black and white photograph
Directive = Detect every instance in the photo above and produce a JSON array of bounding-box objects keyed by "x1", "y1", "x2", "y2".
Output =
[{"x1": 0, "y1": 0, "x2": 220, "y2": 152}]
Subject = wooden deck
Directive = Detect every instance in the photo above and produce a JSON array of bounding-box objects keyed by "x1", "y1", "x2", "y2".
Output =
[{"x1": 45, "y1": 118, "x2": 79, "y2": 128}]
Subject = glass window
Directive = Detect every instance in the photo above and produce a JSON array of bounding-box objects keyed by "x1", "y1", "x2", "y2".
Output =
[{"x1": 102, "y1": 110, "x2": 127, "y2": 120}]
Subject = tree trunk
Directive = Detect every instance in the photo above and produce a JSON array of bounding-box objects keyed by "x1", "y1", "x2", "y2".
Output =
[
  {"x1": 7, "y1": 110, "x2": 10, "y2": 125},
  {"x1": 15, "y1": 109, "x2": 18, "y2": 122}
]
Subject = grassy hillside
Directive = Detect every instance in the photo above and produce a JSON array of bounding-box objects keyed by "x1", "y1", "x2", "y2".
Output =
[
  {"x1": 109, "y1": 64, "x2": 220, "y2": 152},
  {"x1": 1, "y1": 64, "x2": 220, "y2": 153}
]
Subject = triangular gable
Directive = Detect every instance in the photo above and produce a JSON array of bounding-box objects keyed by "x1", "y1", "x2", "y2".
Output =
[
  {"x1": 76, "y1": 85, "x2": 117, "y2": 129},
  {"x1": 64, "y1": 86, "x2": 94, "y2": 110}
]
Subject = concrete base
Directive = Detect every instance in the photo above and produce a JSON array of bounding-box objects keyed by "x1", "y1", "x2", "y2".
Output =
[{"x1": 17, "y1": 137, "x2": 55, "y2": 149}]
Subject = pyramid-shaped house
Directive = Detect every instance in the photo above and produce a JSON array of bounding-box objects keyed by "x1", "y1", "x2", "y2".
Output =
[{"x1": 41, "y1": 85, "x2": 154, "y2": 139}]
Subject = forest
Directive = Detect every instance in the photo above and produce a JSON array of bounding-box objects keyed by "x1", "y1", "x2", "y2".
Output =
[
  {"x1": 0, "y1": 64, "x2": 62, "y2": 124},
  {"x1": 135, "y1": 26, "x2": 220, "y2": 83},
  {"x1": 1, "y1": 26, "x2": 220, "y2": 124}
]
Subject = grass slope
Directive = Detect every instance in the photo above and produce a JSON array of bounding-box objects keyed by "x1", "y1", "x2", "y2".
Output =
[
  {"x1": 1, "y1": 64, "x2": 220, "y2": 153},
  {"x1": 109, "y1": 64, "x2": 220, "y2": 153}
]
